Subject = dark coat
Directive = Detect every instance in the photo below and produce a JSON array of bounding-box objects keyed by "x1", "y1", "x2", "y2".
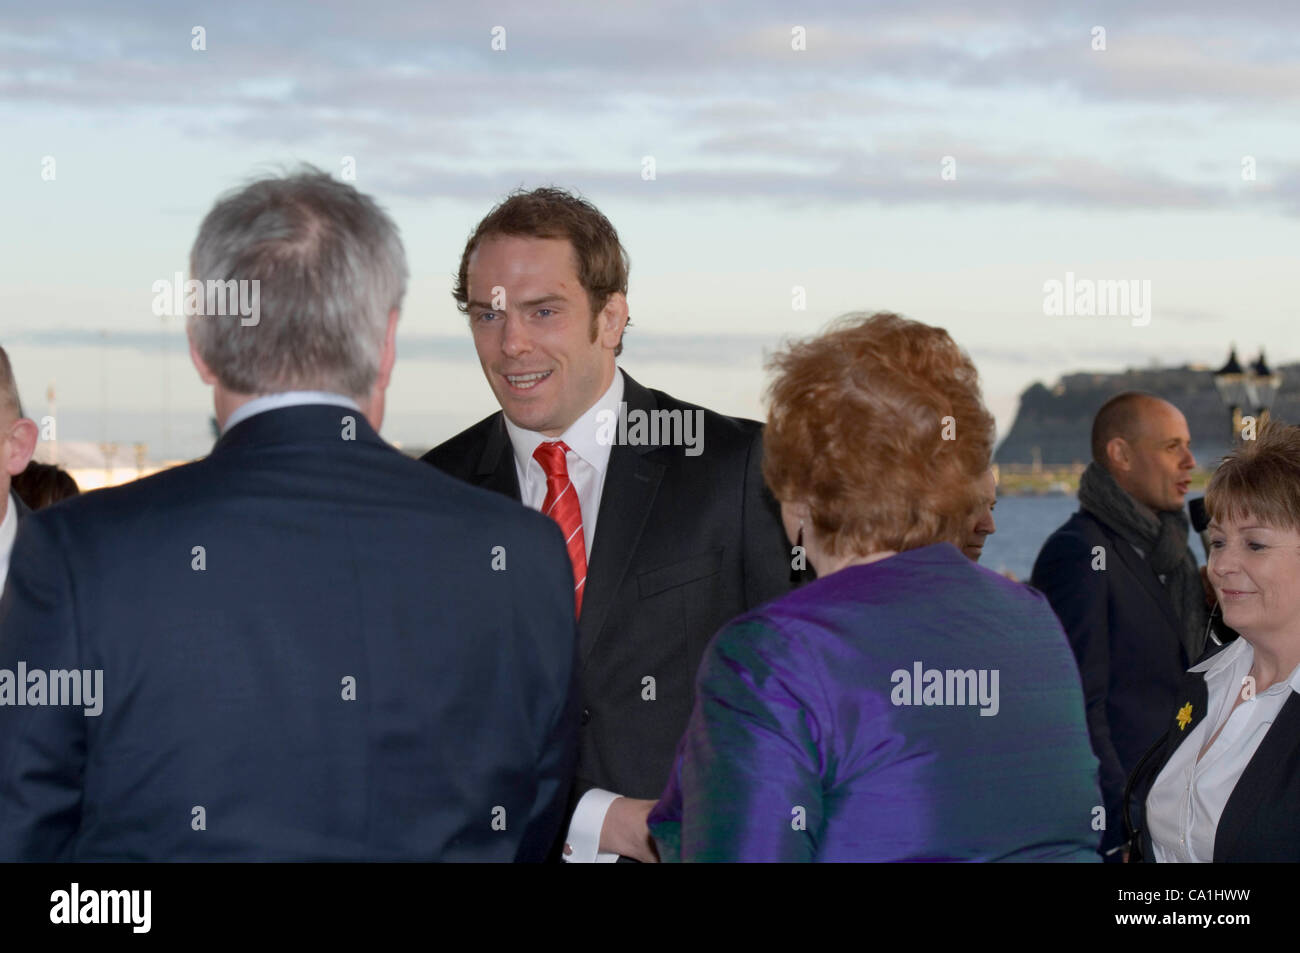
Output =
[
  {"x1": 1125, "y1": 659, "x2": 1300, "y2": 862},
  {"x1": 423, "y1": 371, "x2": 797, "y2": 831},
  {"x1": 1031, "y1": 508, "x2": 1198, "y2": 856},
  {"x1": 0, "y1": 404, "x2": 579, "y2": 861}
]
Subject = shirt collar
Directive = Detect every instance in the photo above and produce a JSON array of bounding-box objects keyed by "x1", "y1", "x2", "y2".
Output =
[
  {"x1": 503, "y1": 368, "x2": 624, "y2": 477},
  {"x1": 1191, "y1": 636, "x2": 1300, "y2": 696},
  {"x1": 223, "y1": 391, "x2": 361, "y2": 434}
]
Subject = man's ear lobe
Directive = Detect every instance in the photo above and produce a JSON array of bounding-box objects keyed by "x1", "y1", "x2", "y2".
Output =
[
  {"x1": 187, "y1": 332, "x2": 218, "y2": 386},
  {"x1": 5, "y1": 418, "x2": 39, "y2": 476},
  {"x1": 1107, "y1": 437, "x2": 1129, "y2": 471},
  {"x1": 376, "y1": 309, "x2": 399, "y2": 390},
  {"x1": 599, "y1": 293, "x2": 629, "y2": 348}
]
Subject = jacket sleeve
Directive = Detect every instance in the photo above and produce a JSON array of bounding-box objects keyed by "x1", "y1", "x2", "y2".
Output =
[
  {"x1": 656, "y1": 616, "x2": 824, "y2": 862},
  {"x1": 1031, "y1": 526, "x2": 1125, "y2": 856},
  {"x1": 513, "y1": 523, "x2": 581, "y2": 862},
  {"x1": 0, "y1": 512, "x2": 86, "y2": 861},
  {"x1": 740, "y1": 428, "x2": 804, "y2": 608}
]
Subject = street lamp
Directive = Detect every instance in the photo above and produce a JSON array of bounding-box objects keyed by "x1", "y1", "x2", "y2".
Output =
[
  {"x1": 1249, "y1": 350, "x2": 1283, "y2": 429},
  {"x1": 1214, "y1": 346, "x2": 1249, "y2": 441}
]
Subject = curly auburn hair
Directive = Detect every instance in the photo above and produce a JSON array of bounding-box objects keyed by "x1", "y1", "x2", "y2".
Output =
[
  {"x1": 1206, "y1": 419, "x2": 1300, "y2": 533},
  {"x1": 762, "y1": 311, "x2": 995, "y2": 557},
  {"x1": 452, "y1": 187, "x2": 630, "y2": 356}
]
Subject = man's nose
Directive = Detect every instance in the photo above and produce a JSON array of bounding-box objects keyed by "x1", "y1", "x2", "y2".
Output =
[{"x1": 501, "y1": 313, "x2": 532, "y2": 357}]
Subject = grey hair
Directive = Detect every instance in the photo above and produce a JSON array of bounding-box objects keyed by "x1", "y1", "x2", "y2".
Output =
[
  {"x1": 187, "y1": 165, "x2": 408, "y2": 397},
  {"x1": 0, "y1": 345, "x2": 24, "y2": 420}
]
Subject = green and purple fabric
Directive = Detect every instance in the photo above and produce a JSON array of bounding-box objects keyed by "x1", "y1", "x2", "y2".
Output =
[{"x1": 648, "y1": 542, "x2": 1102, "y2": 862}]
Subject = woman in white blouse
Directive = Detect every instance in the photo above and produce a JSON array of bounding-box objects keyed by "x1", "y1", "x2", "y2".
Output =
[{"x1": 1127, "y1": 421, "x2": 1300, "y2": 862}]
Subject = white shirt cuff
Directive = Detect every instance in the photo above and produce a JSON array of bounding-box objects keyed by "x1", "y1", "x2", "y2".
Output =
[{"x1": 563, "y1": 788, "x2": 622, "y2": 863}]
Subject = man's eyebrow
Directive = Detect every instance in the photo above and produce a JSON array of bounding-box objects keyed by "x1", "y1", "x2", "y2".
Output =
[
  {"x1": 518, "y1": 294, "x2": 568, "y2": 309},
  {"x1": 466, "y1": 298, "x2": 495, "y2": 311}
]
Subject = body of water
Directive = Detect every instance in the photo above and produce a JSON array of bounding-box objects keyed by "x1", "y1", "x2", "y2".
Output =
[{"x1": 982, "y1": 495, "x2": 1209, "y2": 581}]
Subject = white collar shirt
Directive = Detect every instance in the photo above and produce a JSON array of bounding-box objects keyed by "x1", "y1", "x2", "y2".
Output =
[
  {"x1": 223, "y1": 391, "x2": 361, "y2": 434},
  {"x1": 502, "y1": 369, "x2": 623, "y2": 560},
  {"x1": 1147, "y1": 637, "x2": 1300, "y2": 862}
]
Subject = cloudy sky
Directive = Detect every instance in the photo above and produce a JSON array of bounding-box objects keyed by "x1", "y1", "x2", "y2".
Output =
[{"x1": 3, "y1": 0, "x2": 1298, "y2": 460}]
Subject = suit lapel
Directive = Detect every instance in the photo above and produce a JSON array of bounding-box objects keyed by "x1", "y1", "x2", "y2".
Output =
[
  {"x1": 1131, "y1": 672, "x2": 1209, "y2": 860},
  {"x1": 1214, "y1": 690, "x2": 1300, "y2": 861},
  {"x1": 474, "y1": 414, "x2": 521, "y2": 502},
  {"x1": 576, "y1": 373, "x2": 665, "y2": 667}
]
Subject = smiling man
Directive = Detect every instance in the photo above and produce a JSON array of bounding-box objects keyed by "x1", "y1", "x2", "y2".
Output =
[
  {"x1": 423, "y1": 187, "x2": 797, "y2": 862},
  {"x1": 1031, "y1": 391, "x2": 1208, "y2": 861}
]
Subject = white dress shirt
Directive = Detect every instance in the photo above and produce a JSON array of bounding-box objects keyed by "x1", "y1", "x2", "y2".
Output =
[
  {"x1": 223, "y1": 390, "x2": 361, "y2": 433},
  {"x1": 502, "y1": 369, "x2": 626, "y2": 863},
  {"x1": 0, "y1": 491, "x2": 18, "y2": 592},
  {"x1": 1147, "y1": 637, "x2": 1300, "y2": 862}
]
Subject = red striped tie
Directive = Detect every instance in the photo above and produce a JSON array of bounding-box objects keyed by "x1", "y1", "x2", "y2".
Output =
[{"x1": 533, "y1": 441, "x2": 587, "y2": 618}]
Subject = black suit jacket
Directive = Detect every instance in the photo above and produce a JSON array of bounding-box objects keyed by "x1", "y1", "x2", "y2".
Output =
[
  {"x1": 1125, "y1": 658, "x2": 1300, "y2": 862},
  {"x1": 1031, "y1": 508, "x2": 1198, "y2": 857},
  {"x1": 0, "y1": 404, "x2": 578, "y2": 861},
  {"x1": 423, "y1": 371, "x2": 796, "y2": 826}
]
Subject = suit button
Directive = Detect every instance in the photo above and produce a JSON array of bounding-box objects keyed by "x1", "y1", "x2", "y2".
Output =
[{"x1": 581, "y1": 708, "x2": 591, "y2": 725}]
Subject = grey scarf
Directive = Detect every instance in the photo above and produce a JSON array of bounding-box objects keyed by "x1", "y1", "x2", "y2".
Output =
[{"x1": 1077, "y1": 461, "x2": 1208, "y2": 662}]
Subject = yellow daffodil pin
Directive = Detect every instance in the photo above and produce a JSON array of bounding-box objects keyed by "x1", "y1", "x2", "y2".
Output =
[{"x1": 1176, "y1": 703, "x2": 1193, "y2": 731}]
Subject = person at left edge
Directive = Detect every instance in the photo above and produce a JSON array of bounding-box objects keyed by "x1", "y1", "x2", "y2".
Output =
[
  {"x1": 0, "y1": 346, "x2": 38, "y2": 590},
  {"x1": 423, "y1": 188, "x2": 797, "y2": 862},
  {"x1": 0, "y1": 168, "x2": 578, "y2": 861}
]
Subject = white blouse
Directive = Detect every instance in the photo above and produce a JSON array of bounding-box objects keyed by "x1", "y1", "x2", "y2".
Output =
[{"x1": 1147, "y1": 638, "x2": 1300, "y2": 862}]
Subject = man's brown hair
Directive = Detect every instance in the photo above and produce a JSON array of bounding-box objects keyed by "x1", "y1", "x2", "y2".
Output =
[{"x1": 452, "y1": 187, "x2": 631, "y2": 356}]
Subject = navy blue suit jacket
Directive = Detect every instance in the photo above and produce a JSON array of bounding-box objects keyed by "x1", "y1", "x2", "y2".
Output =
[
  {"x1": 1031, "y1": 508, "x2": 1196, "y2": 857},
  {"x1": 0, "y1": 404, "x2": 579, "y2": 861}
]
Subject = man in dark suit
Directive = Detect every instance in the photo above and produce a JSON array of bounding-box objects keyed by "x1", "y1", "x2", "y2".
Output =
[
  {"x1": 0, "y1": 168, "x2": 578, "y2": 861},
  {"x1": 1031, "y1": 391, "x2": 1207, "y2": 861},
  {"x1": 0, "y1": 345, "x2": 37, "y2": 591},
  {"x1": 424, "y1": 188, "x2": 795, "y2": 862}
]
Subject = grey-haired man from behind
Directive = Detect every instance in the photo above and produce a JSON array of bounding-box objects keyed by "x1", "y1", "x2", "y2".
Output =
[{"x1": 0, "y1": 167, "x2": 578, "y2": 861}]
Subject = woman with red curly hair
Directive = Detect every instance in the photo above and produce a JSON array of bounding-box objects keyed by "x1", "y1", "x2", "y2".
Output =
[{"x1": 648, "y1": 312, "x2": 1101, "y2": 861}]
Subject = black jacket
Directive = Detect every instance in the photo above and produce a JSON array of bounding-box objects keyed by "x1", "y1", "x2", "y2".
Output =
[
  {"x1": 423, "y1": 371, "x2": 797, "y2": 840},
  {"x1": 1031, "y1": 508, "x2": 1199, "y2": 856},
  {"x1": 1125, "y1": 656, "x2": 1300, "y2": 862}
]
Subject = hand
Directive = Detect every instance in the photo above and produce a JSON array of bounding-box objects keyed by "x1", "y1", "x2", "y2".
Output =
[{"x1": 598, "y1": 797, "x2": 659, "y2": 863}]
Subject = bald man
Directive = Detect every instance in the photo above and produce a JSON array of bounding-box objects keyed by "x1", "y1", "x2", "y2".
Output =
[
  {"x1": 1031, "y1": 391, "x2": 1208, "y2": 861},
  {"x1": 0, "y1": 346, "x2": 38, "y2": 591}
]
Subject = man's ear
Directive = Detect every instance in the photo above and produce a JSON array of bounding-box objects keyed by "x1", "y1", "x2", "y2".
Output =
[
  {"x1": 597, "y1": 292, "x2": 629, "y2": 351},
  {"x1": 373, "y1": 309, "x2": 399, "y2": 394},
  {"x1": 4, "y1": 418, "x2": 39, "y2": 477},
  {"x1": 187, "y1": 329, "x2": 218, "y2": 386},
  {"x1": 1106, "y1": 436, "x2": 1131, "y2": 473}
]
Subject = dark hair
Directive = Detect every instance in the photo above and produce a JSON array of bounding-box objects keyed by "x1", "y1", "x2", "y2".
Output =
[
  {"x1": 1091, "y1": 391, "x2": 1159, "y2": 466},
  {"x1": 12, "y1": 461, "x2": 80, "y2": 510},
  {"x1": 452, "y1": 187, "x2": 630, "y2": 356}
]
